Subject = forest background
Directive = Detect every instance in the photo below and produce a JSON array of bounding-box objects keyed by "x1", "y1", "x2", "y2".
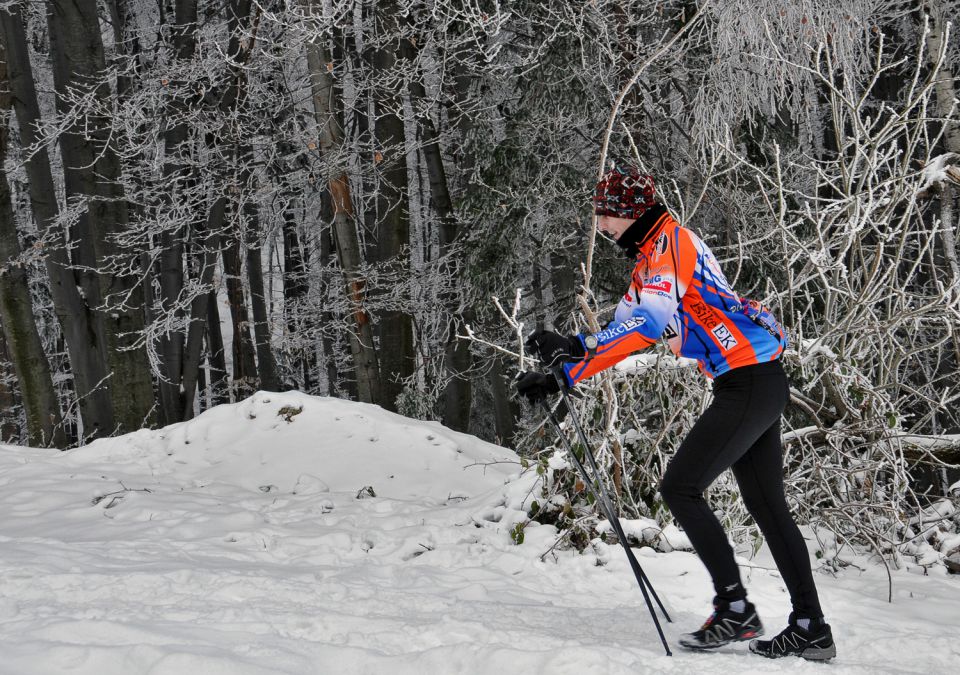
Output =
[{"x1": 0, "y1": 0, "x2": 959, "y2": 572}]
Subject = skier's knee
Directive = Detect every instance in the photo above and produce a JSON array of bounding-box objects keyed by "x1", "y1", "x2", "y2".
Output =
[{"x1": 659, "y1": 471, "x2": 690, "y2": 508}]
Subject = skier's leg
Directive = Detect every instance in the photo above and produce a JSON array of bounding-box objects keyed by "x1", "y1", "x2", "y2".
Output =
[
  {"x1": 731, "y1": 420, "x2": 824, "y2": 619},
  {"x1": 730, "y1": 375, "x2": 836, "y2": 660},
  {"x1": 659, "y1": 361, "x2": 786, "y2": 603}
]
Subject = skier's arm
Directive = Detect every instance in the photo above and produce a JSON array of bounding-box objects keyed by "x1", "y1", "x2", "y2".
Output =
[{"x1": 563, "y1": 227, "x2": 697, "y2": 386}]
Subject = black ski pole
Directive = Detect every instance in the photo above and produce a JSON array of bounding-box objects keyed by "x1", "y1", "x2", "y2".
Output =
[
  {"x1": 538, "y1": 385, "x2": 672, "y2": 657},
  {"x1": 550, "y1": 369, "x2": 673, "y2": 624}
]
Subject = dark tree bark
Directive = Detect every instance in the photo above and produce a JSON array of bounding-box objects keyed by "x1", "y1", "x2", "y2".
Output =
[
  {"x1": 215, "y1": 0, "x2": 278, "y2": 396},
  {"x1": 46, "y1": 0, "x2": 155, "y2": 433},
  {"x1": 0, "y1": 1, "x2": 113, "y2": 438},
  {"x1": 408, "y1": 53, "x2": 472, "y2": 431},
  {"x1": 0, "y1": 48, "x2": 66, "y2": 447},
  {"x1": 490, "y1": 356, "x2": 518, "y2": 448},
  {"x1": 0, "y1": 331, "x2": 20, "y2": 442},
  {"x1": 155, "y1": 0, "x2": 199, "y2": 424},
  {"x1": 243, "y1": 195, "x2": 279, "y2": 392},
  {"x1": 180, "y1": 200, "x2": 223, "y2": 418},
  {"x1": 211, "y1": 0, "x2": 264, "y2": 400},
  {"x1": 370, "y1": 2, "x2": 414, "y2": 412},
  {"x1": 282, "y1": 201, "x2": 313, "y2": 391}
]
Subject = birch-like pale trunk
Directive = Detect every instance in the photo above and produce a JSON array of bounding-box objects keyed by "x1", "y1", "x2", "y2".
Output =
[{"x1": 303, "y1": 1, "x2": 381, "y2": 404}]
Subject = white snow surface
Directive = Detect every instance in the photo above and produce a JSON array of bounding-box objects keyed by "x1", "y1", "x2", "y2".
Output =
[{"x1": 0, "y1": 391, "x2": 957, "y2": 674}]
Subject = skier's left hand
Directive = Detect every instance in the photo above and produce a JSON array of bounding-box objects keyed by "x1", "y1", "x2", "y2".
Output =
[
  {"x1": 515, "y1": 371, "x2": 560, "y2": 403},
  {"x1": 525, "y1": 330, "x2": 585, "y2": 368}
]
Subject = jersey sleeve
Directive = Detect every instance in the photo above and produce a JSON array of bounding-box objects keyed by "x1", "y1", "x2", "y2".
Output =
[{"x1": 562, "y1": 225, "x2": 697, "y2": 387}]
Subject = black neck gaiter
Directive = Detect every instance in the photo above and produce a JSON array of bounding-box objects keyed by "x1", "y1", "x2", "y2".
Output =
[{"x1": 613, "y1": 204, "x2": 667, "y2": 259}]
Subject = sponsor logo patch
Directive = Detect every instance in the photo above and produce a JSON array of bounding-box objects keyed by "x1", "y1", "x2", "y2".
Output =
[
  {"x1": 655, "y1": 232, "x2": 668, "y2": 257},
  {"x1": 595, "y1": 317, "x2": 646, "y2": 342},
  {"x1": 644, "y1": 274, "x2": 672, "y2": 294},
  {"x1": 711, "y1": 323, "x2": 739, "y2": 351}
]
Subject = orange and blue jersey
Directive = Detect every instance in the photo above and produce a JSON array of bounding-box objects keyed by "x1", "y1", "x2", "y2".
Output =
[{"x1": 563, "y1": 210, "x2": 786, "y2": 386}]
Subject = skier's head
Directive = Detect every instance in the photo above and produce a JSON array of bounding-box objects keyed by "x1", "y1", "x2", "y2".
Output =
[{"x1": 593, "y1": 166, "x2": 656, "y2": 220}]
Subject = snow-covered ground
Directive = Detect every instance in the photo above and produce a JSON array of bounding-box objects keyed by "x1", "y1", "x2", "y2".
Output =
[{"x1": 0, "y1": 392, "x2": 956, "y2": 674}]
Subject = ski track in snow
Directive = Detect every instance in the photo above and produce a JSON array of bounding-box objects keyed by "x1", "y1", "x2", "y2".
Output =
[{"x1": 0, "y1": 392, "x2": 957, "y2": 674}]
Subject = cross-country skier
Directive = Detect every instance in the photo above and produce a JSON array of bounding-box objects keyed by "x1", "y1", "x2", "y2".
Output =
[{"x1": 516, "y1": 166, "x2": 836, "y2": 661}]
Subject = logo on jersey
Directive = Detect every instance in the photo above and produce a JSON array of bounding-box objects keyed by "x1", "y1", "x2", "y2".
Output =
[
  {"x1": 644, "y1": 274, "x2": 672, "y2": 294},
  {"x1": 655, "y1": 233, "x2": 668, "y2": 257},
  {"x1": 711, "y1": 323, "x2": 739, "y2": 351},
  {"x1": 595, "y1": 317, "x2": 646, "y2": 343}
]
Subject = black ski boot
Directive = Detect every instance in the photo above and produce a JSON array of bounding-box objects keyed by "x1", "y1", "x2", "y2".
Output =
[
  {"x1": 749, "y1": 614, "x2": 836, "y2": 661},
  {"x1": 678, "y1": 598, "x2": 763, "y2": 650}
]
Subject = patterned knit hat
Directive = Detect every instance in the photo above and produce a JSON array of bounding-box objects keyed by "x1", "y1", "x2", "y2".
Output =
[{"x1": 593, "y1": 167, "x2": 656, "y2": 218}]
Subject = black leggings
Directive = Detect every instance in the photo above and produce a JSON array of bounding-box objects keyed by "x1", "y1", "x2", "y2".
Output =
[{"x1": 659, "y1": 359, "x2": 823, "y2": 619}]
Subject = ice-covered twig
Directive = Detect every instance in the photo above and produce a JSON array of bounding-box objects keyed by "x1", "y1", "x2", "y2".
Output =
[
  {"x1": 492, "y1": 290, "x2": 528, "y2": 370},
  {"x1": 456, "y1": 323, "x2": 521, "y2": 361},
  {"x1": 456, "y1": 289, "x2": 530, "y2": 369}
]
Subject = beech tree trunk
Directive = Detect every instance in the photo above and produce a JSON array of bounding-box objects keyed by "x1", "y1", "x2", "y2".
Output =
[
  {"x1": 371, "y1": 2, "x2": 414, "y2": 412},
  {"x1": 0, "y1": 331, "x2": 18, "y2": 442},
  {"x1": 215, "y1": 0, "x2": 263, "y2": 399},
  {"x1": 0, "y1": 49, "x2": 66, "y2": 447},
  {"x1": 243, "y1": 196, "x2": 279, "y2": 392},
  {"x1": 180, "y1": 200, "x2": 222, "y2": 418},
  {"x1": 155, "y1": 0, "x2": 199, "y2": 424},
  {"x1": 410, "y1": 70, "x2": 472, "y2": 431},
  {"x1": 0, "y1": 1, "x2": 113, "y2": 439},
  {"x1": 46, "y1": 0, "x2": 155, "y2": 434}
]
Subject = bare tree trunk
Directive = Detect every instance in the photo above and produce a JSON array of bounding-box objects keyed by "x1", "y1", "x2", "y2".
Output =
[
  {"x1": 214, "y1": 0, "x2": 264, "y2": 400},
  {"x1": 205, "y1": 290, "x2": 229, "y2": 407},
  {"x1": 370, "y1": 2, "x2": 414, "y2": 412},
  {"x1": 303, "y1": 4, "x2": 380, "y2": 403},
  {"x1": 46, "y1": 0, "x2": 155, "y2": 433},
  {"x1": 243, "y1": 195, "x2": 279, "y2": 391},
  {"x1": 318, "y1": 223, "x2": 341, "y2": 396},
  {"x1": 0, "y1": 1, "x2": 113, "y2": 438},
  {"x1": 923, "y1": 1, "x2": 960, "y2": 437},
  {"x1": 923, "y1": 2, "x2": 960, "y2": 153},
  {"x1": 155, "y1": 0, "x2": 199, "y2": 424},
  {"x1": 0, "y1": 52, "x2": 66, "y2": 447},
  {"x1": 222, "y1": 231, "x2": 258, "y2": 398},
  {"x1": 408, "y1": 39, "x2": 472, "y2": 431},
  {"x1": 550, "y1": 251, "x2": 576, "y2": 328},
  {"x1": 923, "y1": 2, "x2": 960, "y2": 277},
  {"x1": 490, "y1": 356, "x2": 518, "y2": 448},
  {"x1": 180, "y1": 199, "x2": 222, "y2": 418},
  {"x1": 282, "y1": 204, "x2": 313, "y2": 391},
  {"x1": 0, "y1": 331, "x2": 19, "y2": 442}
]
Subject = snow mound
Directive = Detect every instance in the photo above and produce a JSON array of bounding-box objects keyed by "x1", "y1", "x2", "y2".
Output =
[
  {"x1": 68, "y1": 391, "x2": 519, "y2": 500},
  {"x1": 0, "y1": 392, "x2": 958, "y2": 674}
]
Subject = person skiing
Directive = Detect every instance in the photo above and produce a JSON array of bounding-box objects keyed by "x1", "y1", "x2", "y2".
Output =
[{"x1": 516, "y1": 166, "x2": 836, "y2": 661}]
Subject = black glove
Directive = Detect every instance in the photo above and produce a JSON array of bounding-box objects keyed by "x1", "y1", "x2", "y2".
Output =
[
  {"x1": 525, "y1": 330, "x2": 585, "y2": 368},
  {"x1": 515, "y1": 371, "x2": 560, "y2": 403}
]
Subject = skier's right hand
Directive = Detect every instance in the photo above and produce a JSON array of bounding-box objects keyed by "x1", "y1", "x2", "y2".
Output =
[
  {"x1": 515, "y1": 371, "x2": 560, "y2": 403},
  {"x1": 525, "y1": 330, "x2": 585, "y2": 368}
]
